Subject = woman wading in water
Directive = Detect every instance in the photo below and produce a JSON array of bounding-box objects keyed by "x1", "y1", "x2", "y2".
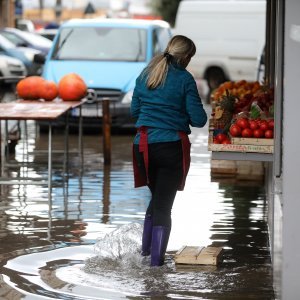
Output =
[{"x1": 131, "y1": 35, "x2": 207, "y2": 266}]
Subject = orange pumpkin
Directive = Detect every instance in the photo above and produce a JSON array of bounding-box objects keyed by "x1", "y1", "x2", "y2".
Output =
[
  {"x1": 58, "y1": 73, "x2": 87, "y2": 101},
  {"x1": 40, "y1": 80, "x2": 58, "y2": 101},
  {"x1": 16, "y1": 76, "x2": 45, "y2": 100}
]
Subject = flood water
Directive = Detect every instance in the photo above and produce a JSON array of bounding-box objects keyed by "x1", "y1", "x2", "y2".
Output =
[{"x1": 0, "y1": 101, "x2": 274, "y2": 299}]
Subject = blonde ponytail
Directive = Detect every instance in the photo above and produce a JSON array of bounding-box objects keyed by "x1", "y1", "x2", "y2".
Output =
[
  {"x1": 144, "y1": 35, "x2": 196, "y2": 90},
  {"x1": 144, "y1": 54, "x2": 169, "y2": 89}
]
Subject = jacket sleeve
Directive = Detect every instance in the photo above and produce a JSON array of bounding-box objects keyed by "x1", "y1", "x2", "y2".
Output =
[
  {"x1": 185, "y1": 75, "x2": 208, "y2": 127},
  {"x1": 130, "y1": 78, "x2": 142, "y2": 119}
]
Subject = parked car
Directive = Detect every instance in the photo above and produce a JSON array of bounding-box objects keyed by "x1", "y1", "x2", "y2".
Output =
[
  {"x1": 35, "y1": 28, "x2": 58, "y2": 41},
  {"x1": 0, "y1": 54, "x2": 27, "y2": 84},
  {"x1": 0, "y1": 34, "x2": 43, "y2": 75},
  {"x1": 16, "y1": 19, "x2": 35, "y2": 33},
  {"x1": 39, "y1": 18, "x2": 172, "y2": 131},
  {"x1": 0, "y1": 60, "x2": 23, "y2": 153},
  {"x1": 0, "y1": 28, "x2": 52, "y2": 55}
]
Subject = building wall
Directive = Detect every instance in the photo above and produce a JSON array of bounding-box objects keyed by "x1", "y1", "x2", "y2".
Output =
[
  {"x1": 281, "y1": 0, "x2": 300, "y2": 299},
  {"x1": 0, "y1": 0, "x2": 15, "y2": 27}
]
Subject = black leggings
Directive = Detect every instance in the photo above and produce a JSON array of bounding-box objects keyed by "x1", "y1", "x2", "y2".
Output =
[{"x1": 134, "y1": 141, "x2": 183, "y2": 227}]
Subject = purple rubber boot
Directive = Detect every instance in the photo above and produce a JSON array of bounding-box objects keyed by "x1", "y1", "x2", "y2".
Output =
[
  {"x1": 141, "y1": 214, "x2": 153, "y2": 256},
  {"x1": 150, "y1": 226, "x2": 171, "y2": 266}
]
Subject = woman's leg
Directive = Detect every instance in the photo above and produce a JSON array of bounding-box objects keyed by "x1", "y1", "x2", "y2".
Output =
[
  {"x1": 148, "y1": 141, "x2": 183, "y2": 266},
  {"x1": 148, "y1": 141, "x2": 183, "y2": 227},
  {"x1": 133, "y1": 145, "x2": 154, "y2": 256}
]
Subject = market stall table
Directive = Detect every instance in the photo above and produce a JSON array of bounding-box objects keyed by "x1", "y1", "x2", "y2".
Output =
[{"x1": 0, "y1": 99, "x2": 84, "y2": 200}]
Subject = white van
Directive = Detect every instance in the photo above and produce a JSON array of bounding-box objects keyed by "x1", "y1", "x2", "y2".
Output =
[{"x1": 174, "y1": 0, "x2": 266, "y2": 96}]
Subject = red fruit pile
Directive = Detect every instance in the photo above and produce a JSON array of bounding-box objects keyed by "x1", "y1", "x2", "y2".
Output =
[
  {"x1": 213, "y1": 133, "x2": 231, "y2": 144},
  {"x1": 16, "y1": 76, "x2": 51, "y2": 100},
  {"x1": 229, "y1": 118, "x2": 274, "y2": 139},
  {"x1": 211, "y1": 80, "x2": 274, "y2": 116},
  {"x1": 16, "y1": 73, "x2": 87, "y2": 102},
  {"x1": 58, "y1": 73, "x2": 87, "y2": 101}
]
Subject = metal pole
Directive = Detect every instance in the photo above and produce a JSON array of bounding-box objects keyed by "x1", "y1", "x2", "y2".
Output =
[
  {"x1": 102, "y1": 98, "x2": 111, "y2": 165},
  {"x1": 79, "y1": 104, "x2": 83, "y2": 164},
  {"x1": 48, "y1": 122, "x2": 52, "y2": 202},
  {"x1": 63, "y1": 112, "x2": 69, "y2": 180},
  {"x1": 5, "y1": 120, "x2": 8, "y2": 162}
]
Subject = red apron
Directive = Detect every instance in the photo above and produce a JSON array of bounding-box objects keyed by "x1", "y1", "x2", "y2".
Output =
[{"x1": 132, "y1": 126, "x2": 191, "y2": 191}]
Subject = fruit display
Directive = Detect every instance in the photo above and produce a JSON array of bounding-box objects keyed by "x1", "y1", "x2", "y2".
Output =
[
  {"x1": 16, "y1": 76, "x2": 46, "y2": 100},
  {"x1": 209, "y1": 80, "x2": 275, "y2": 152},
  {"x1": 229, "y1": 118, "x2": 274, "y2": 139},
  {"x1": 16, "y1": 73, "x2": 87, "y2": 102},
  {"x1": 40, "y1": 80, "x2": 58, "y2": 101},
  {"x1": 58, "y1": 73, "x2": 87, "y2": 101},
  {"x1": 213, "y1": 90, "x2": 235, "y2": 130},
  {"x1": 212, "y1": 80, "x2": 274, "y2": 119}
]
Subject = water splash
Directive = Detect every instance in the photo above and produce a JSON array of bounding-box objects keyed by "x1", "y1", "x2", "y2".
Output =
[
  {"x1": 82, "y1": 223, "x2": 151, "y2": 293},
  {"x1": 80, "y1": 223, "x2": 174, "y2": 296},
  {"x1": 83, "y1": 222, "x2": 145, "y2": 275},
  {"x1": 93, "y1": 222, "x2": 143, "y2": 259}
]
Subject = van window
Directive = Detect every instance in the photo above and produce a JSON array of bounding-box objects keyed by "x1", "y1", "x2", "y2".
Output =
[
  {"x1": 152, "y1": 28, "x2": 170, "y2": 56},
  {"x1": 52, "y1": 27, "x2": 147, "y2": 62},
  {"x1": 152, "y1": 31, "x2": 160, "y2": 56}
]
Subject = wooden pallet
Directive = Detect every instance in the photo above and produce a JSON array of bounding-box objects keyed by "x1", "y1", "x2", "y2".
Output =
[{"x1": 174, "y1": 246, "x2": 223, "y2": 266}]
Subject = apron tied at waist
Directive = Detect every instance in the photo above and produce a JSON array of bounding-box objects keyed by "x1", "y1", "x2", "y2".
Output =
[
  {"x1": 178, "y1": 131, "x2": 191, "y2": 191},
  {"x1": 133, "y1": 126, "x2": 149, "y2": 187},
  {"x1": 132, "y1": 127, "x2": 191, "y2": 191}
]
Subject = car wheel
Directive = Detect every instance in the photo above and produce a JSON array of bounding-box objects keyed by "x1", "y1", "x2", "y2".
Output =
[{"x1": 205, "y1": 67, "x2": 227, "y2": 103}]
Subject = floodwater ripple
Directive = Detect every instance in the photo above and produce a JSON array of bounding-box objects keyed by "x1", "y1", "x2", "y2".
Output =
[{"x1": 0, "y1": 121, "x2": 274, "y2": 299}]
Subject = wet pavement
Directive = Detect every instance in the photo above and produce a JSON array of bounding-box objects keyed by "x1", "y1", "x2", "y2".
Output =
[{"x1": 0, "y1": 93, "x2": 274, "y2": 299}]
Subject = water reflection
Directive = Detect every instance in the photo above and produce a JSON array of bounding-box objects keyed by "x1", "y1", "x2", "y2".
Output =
[
  {"x1": 212, "y1": 183, "x2": 270, "y2": 264},
  {"x1": 102, "y1": 165, "x2": 111, "y2": 224},
  {"x1": 0, "y1": 119, "x2": 274, "y2": 299}
]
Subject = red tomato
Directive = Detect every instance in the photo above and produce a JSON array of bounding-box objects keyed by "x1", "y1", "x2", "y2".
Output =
[
  {"x1": 249, "y1": 120, "x2": 259, "y2": 130},
  {"x1": 255, "y1": 119, "x2": 262, "y2": 126},
  {"x1": 229, "y1": 124, "x2": 242, "y2": 137},
  {"x1": 253, "y1": 129, "x2": 264, "y2": 138},
  {"x1": 222, "y1": 139, "x2": 231, "y2": 144},
  {"x1": 265, "y1": 129, "x2": 274, "y2": 138},
  {"x1": 242, "y1": 128, "x2": 253, "y2": 138},
  {"x1": 259, "y1": 120, "x2": 269, "y2": 132},
  {"x1": 236, "y1": 118, "x2": 249, "y2": 129},
  {"x1": 268, "y1": 119, "x2": 274, "y2": 130},
  {"x1": 215, "y1": 133, "x2": 228, "y2": 143}
]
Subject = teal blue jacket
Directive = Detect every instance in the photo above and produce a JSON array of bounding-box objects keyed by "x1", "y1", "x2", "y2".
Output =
[{"x1": 131, "y1": 62, "x2": 207, "y2": 144}]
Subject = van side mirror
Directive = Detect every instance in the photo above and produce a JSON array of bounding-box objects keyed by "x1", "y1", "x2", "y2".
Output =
[{"x1": 34, "y1": 53, "x2": 46, "y2": 64}]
